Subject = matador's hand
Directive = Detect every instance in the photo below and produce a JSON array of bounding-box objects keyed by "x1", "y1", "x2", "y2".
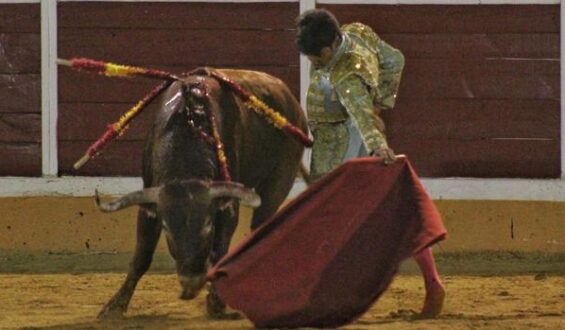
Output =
[{"x1": 370, "y1": 147, "x2": 397, "y2": 165}]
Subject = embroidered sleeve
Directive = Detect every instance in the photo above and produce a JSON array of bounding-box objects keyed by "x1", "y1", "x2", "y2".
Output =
[{"x1": 335, "y1": 76, "x2": 389, "y2": 152}]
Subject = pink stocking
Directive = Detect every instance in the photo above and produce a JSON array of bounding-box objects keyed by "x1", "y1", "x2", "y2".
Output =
[
  {"x1": 413, "y1": 247, "x2": 445, "y2": 317},
  {"x1": 413, "y1": 247, "x2": 441, "y2": 289}
]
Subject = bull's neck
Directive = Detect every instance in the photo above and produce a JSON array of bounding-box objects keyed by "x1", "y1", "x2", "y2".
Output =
[{"x1": 153, "y1": 124, "x2": 220, "y2": 183}]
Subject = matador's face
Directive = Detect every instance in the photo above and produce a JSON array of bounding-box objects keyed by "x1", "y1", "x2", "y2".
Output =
[
  {"x1": 307, "y1": 47, "x2": 334, "y2": 70},
  {"x1": 306, "y1": 35, "x2": 341, "y2": 70}
]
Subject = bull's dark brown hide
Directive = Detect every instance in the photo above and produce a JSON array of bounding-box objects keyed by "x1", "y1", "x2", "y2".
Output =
[{"x1": 95, "y1": 68, "x2": 308, "y2": 319}]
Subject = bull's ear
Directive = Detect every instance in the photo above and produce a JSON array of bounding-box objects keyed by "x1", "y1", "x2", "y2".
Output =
[
  {"x1": 208, "y1": 182, "x2": 261, "y2": 209},
  {"x1": 95, "y1": 187, "x2": 161, "y2": 213}
]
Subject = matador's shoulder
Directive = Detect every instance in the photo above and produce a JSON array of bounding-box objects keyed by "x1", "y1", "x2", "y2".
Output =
[
  {"x1": 330, "y1": 45, "x2": 380, "y2": 95},
  {"x1": 333, "y1": 23, "x2": 405, "y2": 109},
  {"x1": 341, "y1": 23, "x2": 380, "y2": 51}
]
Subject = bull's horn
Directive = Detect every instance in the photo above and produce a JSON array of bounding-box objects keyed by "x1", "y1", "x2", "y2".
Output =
[
  {"x1": 95, "y1": 187, "x2": 161, "y2": 212},
  {"x1": 208, "y1": 182, "x2": 261, "y2": 208}
]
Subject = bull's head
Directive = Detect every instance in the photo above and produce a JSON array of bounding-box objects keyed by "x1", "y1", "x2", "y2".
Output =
[{"x1": 94, "y1": 180, "x2": 260, "y2": 300}]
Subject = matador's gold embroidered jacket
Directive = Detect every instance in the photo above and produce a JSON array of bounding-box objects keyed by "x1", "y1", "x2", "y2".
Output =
[{"x1": 307, "y1": 22, "x2": 404, "y2": 178}]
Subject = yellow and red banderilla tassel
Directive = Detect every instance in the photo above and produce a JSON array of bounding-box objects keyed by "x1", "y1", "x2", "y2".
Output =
[
  {"x1": 210, "y1": 72, "x2": 313, "y2": 148},
  {"x1": 58, "y1": 57, "x2": 180, "y2": 169},
  {"x1": 57, "y1": 58, "x2": 179, "y2": 81},
  {"x1": 62, "y1": 57, "x2": 312, "y2": 179},
  {"x1": 206, "y1": 110, "x2": 231, "y2": 182},
  {"x1": 246, "y1": 95, "x2": 313, "y2": 147},
  {"x1": 73, "y1": 80, "x2": 173, "y2": 169}
]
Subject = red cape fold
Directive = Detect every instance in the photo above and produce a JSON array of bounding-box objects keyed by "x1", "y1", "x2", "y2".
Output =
[{"x1": 208, "y1": 156, "x2": 446, "y2": 328}]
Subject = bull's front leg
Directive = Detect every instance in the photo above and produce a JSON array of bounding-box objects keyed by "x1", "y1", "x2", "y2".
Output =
[
  {"x1": 98, "y1": 207, "x2": 161, "y2": 319},
  {"x1": 206, "y1": 204, "x2": 239, "y2": 319}
]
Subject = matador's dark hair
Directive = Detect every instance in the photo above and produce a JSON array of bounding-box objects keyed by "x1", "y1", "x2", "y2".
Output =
[{"x1": 295, "y1": 9, "x2": 340, "y2": 56}]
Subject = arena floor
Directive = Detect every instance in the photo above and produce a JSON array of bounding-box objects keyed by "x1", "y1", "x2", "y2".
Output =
[{"x1": 2, "y1": 256, "x2": 564, "y2": 329}]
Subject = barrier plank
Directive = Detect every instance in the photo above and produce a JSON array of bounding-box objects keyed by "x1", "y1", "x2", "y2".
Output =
[
  {"x1": 321, "y1": 5, "x2": 559, "y2": 33},
  {"x1": 0, "y1": 143, "x2": 41, "y2": 176},
  {"x1": 59, "y1": 2, "x2": 297, "y2": 30},
  {"x1": 0, "y1": 4, "x2": 40, "y2": 33}
]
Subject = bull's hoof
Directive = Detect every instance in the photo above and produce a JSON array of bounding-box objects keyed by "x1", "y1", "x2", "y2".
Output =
[
  {"x1": 97, "y1": 307, "x2": 126, "y2": 320},
  {"x1": 97, "y1": 300, "x2": 128, "y2": 320},
  {"x1": 206, "y1": 290, "x2": 226, "y2": 317}
]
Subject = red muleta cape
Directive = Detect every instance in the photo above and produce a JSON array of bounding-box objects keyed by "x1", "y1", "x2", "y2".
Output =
[{"x1": 208, "y1": 156, "x2": 446, "y2": 328}]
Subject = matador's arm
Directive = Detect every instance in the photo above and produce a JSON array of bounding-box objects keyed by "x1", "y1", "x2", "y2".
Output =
[{"x1": 335, "y1": 76, "x2": 388, "y2": 152}]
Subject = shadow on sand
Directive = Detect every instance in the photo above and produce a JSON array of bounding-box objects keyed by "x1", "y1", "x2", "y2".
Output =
[{"x1": 21, "y1": 313, "x2": 252, "y2": 330}]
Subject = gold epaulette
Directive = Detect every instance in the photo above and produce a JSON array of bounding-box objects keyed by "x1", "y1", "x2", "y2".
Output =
[{"x1": 330, "y1": 51, "x2": 380, "y2": 101}]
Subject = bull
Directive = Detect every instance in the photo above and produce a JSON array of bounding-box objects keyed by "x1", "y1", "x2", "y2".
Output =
[{"x1": 94, "y1": 69, "x2": 308, "y2": 318}]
